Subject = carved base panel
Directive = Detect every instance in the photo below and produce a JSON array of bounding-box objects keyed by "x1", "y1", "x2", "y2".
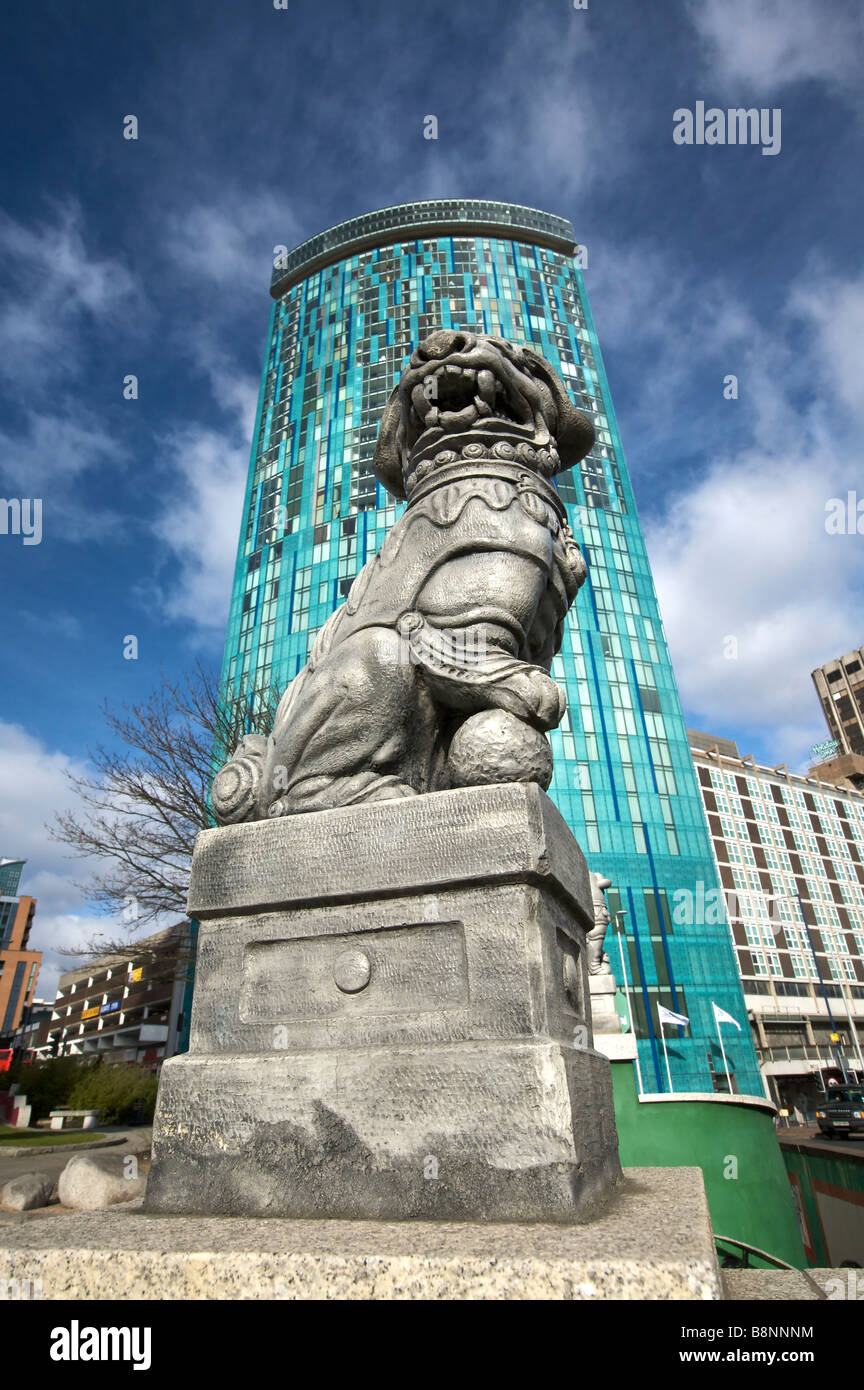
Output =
[
  {"x1": 144, "y1": 1041, "x2": 620, "y2": 1222},
  {"x1": 145, "y1": 784, "x2": 621, "y2": 1222}
]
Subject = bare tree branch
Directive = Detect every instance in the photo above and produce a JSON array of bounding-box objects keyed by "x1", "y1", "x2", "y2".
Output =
[{"x1": 49, "y1": 662, "x2": 281, "y2": 944}]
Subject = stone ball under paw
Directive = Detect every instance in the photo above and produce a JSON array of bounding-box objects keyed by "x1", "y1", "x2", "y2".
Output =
[
  {"x1": 446, "y1": 710, "x2": 554, "y2": 790},
  {"x1": 211, "y1": 756, "x2": 260, "y2": 823}
]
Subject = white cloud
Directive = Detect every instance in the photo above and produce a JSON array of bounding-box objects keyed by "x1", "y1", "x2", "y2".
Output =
[
  {"x1": 0, "y1": 202, "x2": 139, "y2": 390},
  {"x1": 184, "y1": 332, "x2": 261, "y2": 441},
  {"x1": 688, "y1": 0, "x2": 864, "y2": 96},
  {"x1": 385, "y1": 18, "x2": 615, "y2": 208},
  {"x1": 164, "y1": 192, "x2": 303, "y2": 298},
  {"x1": 0, "y1": 721, "x2": 137, "y2": 1000},
  {"x1": 0, "y1": 408, "x2": 128, "y2": 543},
  {"x1": 589, "y1": 240, "x2": 755, "y2": 359},
  {"x1": 585, "y1": 236, "x2": 776, "y2": 474},
  {"x1": 0, "y1": 407, "x2": 124, "y2": 495},
  {"x1": 149, "y1": 193, "x2": 278, "y2": 635},
  {"x1": 460, "y1": 27, "x2": 610, "y2": 204},
  {"x1": 789, "y1": 272, "x2": 864, "y2": 426},
  {"x1": 0, "y1": 205, "x2": 138, "y2": 534},
  {"x1": 578, "y1": 239, "x2": 864, "y2": 768},
  {"x1": 643, "y1": 268, "x2": 864, "y2": 765},
  {"x1": 647, "y1": 445, "x2": 862, "y2": 755},
  {"x1": 151, "y1": 425, "x2": 248, "y2": 631}
]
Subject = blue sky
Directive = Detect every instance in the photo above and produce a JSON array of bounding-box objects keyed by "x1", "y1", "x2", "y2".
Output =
[{"x1": 1, "y1": 0, "x2": 863, "y2": 991}]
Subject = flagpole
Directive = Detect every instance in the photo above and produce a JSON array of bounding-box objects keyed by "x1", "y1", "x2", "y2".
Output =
[
  {"x1": 615, "y1": 910, "x2": 644, "y2": 1096},
  {"x1": 660, "y1": 1022, "x2": 674, "y2": 1093},
  {"x1": 714, "y1": 1008, "x2": 732, "y2": 1093}
]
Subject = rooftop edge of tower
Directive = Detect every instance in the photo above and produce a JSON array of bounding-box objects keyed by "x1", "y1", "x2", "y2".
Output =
[{"x1": 270, "y1": 199, "x2": 577, "y2": 299}]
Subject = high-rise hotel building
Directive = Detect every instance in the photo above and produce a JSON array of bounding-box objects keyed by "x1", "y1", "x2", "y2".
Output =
[
  {"x1": 219, "y1": 200, "x2": 762, "y2": 1095},
  {"x1": 689, "y1": 732, "x2": 864, "y2": 1110}
]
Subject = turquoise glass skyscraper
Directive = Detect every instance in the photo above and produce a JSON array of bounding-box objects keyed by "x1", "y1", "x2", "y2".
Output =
[{"x1": 220, "y1": 200, "x2": 762, "y2": 1095}]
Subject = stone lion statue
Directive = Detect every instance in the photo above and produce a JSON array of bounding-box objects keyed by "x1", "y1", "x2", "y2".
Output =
[{"x1": 212, "y1": 329, "x2": 594, "y2": 822}]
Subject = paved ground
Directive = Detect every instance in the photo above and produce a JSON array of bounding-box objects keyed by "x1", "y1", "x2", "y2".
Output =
[
  {"x1": 0, "y1": 1128, "x2": 151, "y2": 1200},
  {"x1": 723, "y1": 1267, "x2": 840, "y2": 1300},
  {"x1": 777, "y1": 1124, "x2": 864, "y2": 1159}
]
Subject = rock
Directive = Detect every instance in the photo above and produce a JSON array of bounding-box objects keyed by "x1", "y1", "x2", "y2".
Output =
[
  {"x1": 1, "y1": 1172, "x2": 54, "y2": 1211},
  {"x1": 123, "y1": 1130, "x2": 153, "y2": 1157},
  {"x1": 58, "y1": 1153, "x2": 146, "y2": 1211}
]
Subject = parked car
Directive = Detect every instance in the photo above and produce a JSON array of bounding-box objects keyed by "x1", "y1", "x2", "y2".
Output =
[{"x1": 815, "y1": 1087, "x2": 864, "y2": 1138}]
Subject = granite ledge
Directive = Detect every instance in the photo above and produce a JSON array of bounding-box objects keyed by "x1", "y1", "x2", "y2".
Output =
[{"x1": 0, "y1": 1167, "x2": 720, "y2": 1301}]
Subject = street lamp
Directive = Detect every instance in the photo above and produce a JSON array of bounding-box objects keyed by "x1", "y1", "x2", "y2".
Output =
[
  {"x1": 764, "y1": 891, "x2": 848, "y2": 1081},
  {"x1": 613, "y1": 908, "x2": 645, "y2": 1096}
]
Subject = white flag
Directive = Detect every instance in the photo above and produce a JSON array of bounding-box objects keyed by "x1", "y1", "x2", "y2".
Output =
[
  {"x1": 712, "y1": 1001, "x2": 741, "y2": 1030},
  {"x1": 658, "y1": 1004, "x2": 689, "y2": 1029}
]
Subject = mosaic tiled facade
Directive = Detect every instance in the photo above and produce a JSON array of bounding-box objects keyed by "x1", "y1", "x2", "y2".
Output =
[{"x1": 219, "y1": 200, "x2": 762, "y2": 1094}]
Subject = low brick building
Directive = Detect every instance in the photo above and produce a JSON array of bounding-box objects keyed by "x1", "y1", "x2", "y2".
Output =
[
  {"x1": 34, "y1": 922, "x2": 195, "y2": 1067},
  {"x1": 0, "y1": 858, "x2": 41, "y2": 1045}
]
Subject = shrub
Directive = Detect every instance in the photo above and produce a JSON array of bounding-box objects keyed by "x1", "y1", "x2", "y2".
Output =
[
  {"x1": 67, "y1": 1062, "x2": 158, "y2": 1125},
  {"x1": 5, "y1": 1057, "x2": 87, "y2": 1121},
  {"x1": 5, "y1": 1057, "x2": 158, "y2": 1125}
]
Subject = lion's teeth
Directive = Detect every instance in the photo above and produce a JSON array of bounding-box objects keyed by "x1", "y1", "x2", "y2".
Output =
[
  {"x1": 441, "y1": 404, "x2": 478, "y2": 429},
  {"x1": 412, "y1": 384, "x2": 431, "y2": 418},
  {"x1": 474, "y1": 394, "x2": 493, "y2": 417},
  {"x1": 477, "y1": 369, "x2": 496, "y2": 406}
]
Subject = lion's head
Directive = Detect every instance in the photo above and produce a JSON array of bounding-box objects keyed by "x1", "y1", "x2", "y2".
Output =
[{"x1": 373, "y1": 329, "x2": 595, "y2": 499}]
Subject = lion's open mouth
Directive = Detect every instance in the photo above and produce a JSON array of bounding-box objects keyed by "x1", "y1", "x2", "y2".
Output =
[
  {"x1": 409, "y1": 361, "x2": 530, "y2": 438},
  {"x1": 400, "y1": 330, "x2": 554, "y2": 455}
]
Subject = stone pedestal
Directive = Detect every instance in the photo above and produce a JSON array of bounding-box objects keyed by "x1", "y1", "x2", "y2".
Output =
[
  {"x1": 589, "y1": 973, "x2": 623, "y2": 1035},
  {"x1": 145, "y1": 783, "x2": 621, "y2": 1222}
]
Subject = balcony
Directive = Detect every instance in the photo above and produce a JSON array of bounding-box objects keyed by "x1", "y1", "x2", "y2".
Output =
[
  {"x1": 110, "y1": 1023, "x2": 168, "y2": 1045},
  {"x1": 760, "y1": 1044, "x2": 864, "y2": 1076},
  {"x1": 744, "y1": 990, "x2": 864, "y2": 1020}
]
